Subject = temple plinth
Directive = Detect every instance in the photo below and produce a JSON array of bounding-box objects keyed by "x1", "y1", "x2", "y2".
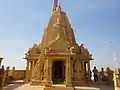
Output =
[{"x1": 24, "y1": 1, "x2": 93, "y2": 89}]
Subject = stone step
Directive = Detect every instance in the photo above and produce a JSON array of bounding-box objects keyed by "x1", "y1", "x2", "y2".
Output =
[
  {"x1": 4, "y1": 84, "x2": 113, "y2": 90},
  {"x1": 75, "y1": 86, "x2": 100, "y2": 90},
  {"x1": 8, "y1": 80, "x2": 25, "y2": 84}
]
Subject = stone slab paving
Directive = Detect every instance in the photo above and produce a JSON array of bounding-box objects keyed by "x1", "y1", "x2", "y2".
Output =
[
  {"x1": 116, "y1": 88, "x2": 120, "y2": 90},
  {"x1": 4, "y1": 84, "x2": 44, "y2": 90},
  {"x1": 3, "y1": 84, "x2": 115, "y2": 90},
  {"x1": 88, "y1": 84, "x2": 114, "y2": 90}
]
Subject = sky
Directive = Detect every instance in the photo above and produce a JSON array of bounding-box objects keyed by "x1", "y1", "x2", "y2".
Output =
[{"x1": 0, "y1": 0, "x2": 120, "y2": 70}]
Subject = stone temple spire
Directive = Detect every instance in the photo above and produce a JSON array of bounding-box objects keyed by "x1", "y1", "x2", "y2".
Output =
[{"x1": 41, "y1": 3, "x2": 76, "y2": 49}]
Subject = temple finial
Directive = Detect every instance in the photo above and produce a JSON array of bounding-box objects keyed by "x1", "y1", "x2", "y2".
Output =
[
  {"x1": 58, "y1": 4, "x2": 61, "y2": 9},
  {"x1": 53, "y1": 0, "x2": 58, "y2": 11}
]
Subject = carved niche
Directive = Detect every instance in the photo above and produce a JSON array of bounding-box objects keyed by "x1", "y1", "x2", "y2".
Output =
[
  {"x1": 44, "y1": 47, "x2": 51, "y2": 53},
  {"x1": 27, "y1": 44, "x2": 41, "y2": 56}
]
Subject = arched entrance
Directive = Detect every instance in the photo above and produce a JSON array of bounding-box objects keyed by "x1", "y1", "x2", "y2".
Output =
[{"x1": 52, "y1": 60, "x2": 65, "y2": 84}]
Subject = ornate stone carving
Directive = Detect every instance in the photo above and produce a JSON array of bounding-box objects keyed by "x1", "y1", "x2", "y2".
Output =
[
  {"x1": 80, "y1": 44, "x2": 84, "y2": 53},
  {"x1": 32, "y1": 60, "x2": 41, "y2": 80},
  {"x1": 45, "y1": 47, "x2": 51, "y2": 53},
  {"x1": 25, "y1": 5, "x2": 92, "y2": 86},
  {"x1": 69, "y1": 46, "x2": 75, "y2": 53}
]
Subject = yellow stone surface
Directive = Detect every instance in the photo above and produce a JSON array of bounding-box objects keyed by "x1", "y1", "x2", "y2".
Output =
[
  {"x1": 43, "y1": 87, "x2": 74, "y2": 90},
  {"x1": 24, "y1": 4, "x2": 93, "y2": 87}
]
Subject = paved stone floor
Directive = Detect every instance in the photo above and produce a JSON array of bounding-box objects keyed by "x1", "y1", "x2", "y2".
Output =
[{"x1": 3, "y1": 83, "x2": 115, "y2": 90}]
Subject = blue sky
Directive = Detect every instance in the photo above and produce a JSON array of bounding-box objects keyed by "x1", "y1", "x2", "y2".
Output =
[{"x1": 0, "y1": 0, "x2": 120, "y2": 70}]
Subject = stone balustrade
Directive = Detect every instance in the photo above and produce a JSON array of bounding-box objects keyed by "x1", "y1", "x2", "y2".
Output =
[{"x1": 115, "y1": 69, "x2": 120, "y2": 88}]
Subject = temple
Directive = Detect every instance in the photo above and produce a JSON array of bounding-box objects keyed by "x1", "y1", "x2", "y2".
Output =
[{"x1": 24, "y1": 0, "x2": 93, "y2": 87}]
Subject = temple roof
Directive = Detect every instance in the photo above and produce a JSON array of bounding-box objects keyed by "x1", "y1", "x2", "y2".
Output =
[
  {"x1": 40, "y1": 6, "x2": 76, "y2": 50},
  {"x1": 25, "y1": 2, "x2": 93, "y2": 61}
]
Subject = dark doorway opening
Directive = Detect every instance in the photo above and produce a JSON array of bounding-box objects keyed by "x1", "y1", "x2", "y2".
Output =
[{"x1": 52, "y1": 61, "x2": 65, "y2": 84}]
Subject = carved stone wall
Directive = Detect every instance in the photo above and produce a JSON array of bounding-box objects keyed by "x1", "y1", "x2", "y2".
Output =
[{"x1": 24, "y1": 6, "x2": 92, "y2": 86}]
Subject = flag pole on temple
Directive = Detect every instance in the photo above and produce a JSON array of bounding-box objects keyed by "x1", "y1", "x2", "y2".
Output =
[
  {"x1": 109, "y1": 41, "x2": 118, "y2": 90},
  {"x1": 53, "y1": 0, "x2": 58, "y2": 11}
]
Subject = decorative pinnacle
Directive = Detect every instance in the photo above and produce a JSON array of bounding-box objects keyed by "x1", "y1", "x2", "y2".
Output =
[
  {"x1": 53, "y1": 0, "x2": 58, "y2": 11},
  {"x1": 58, "y1": 4, "x2": 61, "y2": 9}
]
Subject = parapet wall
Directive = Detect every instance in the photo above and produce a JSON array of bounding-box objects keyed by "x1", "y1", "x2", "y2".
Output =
[
  {"x1": 8, "y1": 70, "x2": 26, "y2": 80},
  {"x1": 116, "y1": 74, "x2": 120, "y2": 87}
]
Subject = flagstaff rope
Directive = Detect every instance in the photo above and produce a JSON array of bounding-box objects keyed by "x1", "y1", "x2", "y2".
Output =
[
  {"x1": 91, "y1": 41, "x2": 118, "y2": 70},
  {"x1": 109, "y1": 41, "x2": 118, "y2": 70},
  {"x1": 92, "y1": 41, "x2": 109, "y2": 56}
]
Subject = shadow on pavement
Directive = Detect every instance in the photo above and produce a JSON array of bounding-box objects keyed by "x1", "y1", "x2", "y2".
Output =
[
  {"x1": 89, "y1": 83, "x2": 114, "y2": 90},
  {"x1": 3, "y1": 84, "x2": 24, "y2": 90}
]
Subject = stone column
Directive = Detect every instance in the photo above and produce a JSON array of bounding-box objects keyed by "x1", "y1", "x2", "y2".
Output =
[
  {"x1": 30, "y1": 61, "x2": 32, "y2": 82},
  {"x1": 84, "y1": 62, "x2": 87, "y2": 76},
  {"x1": 118, "y1": 69, "x2": 120, "y2": 87},
  {"x1": 6, "y1": 66, "x2": 10, "y2": 84},
  {"x1": 32, "y1": 61, "x2": 35, "y2": 72},
  {"x1": 30, "y1": 60, "x2": 35, "y2": 82},
  {"x1": 43, "y1": 57, "x2": 52, "y2": 87},
  {"x1": 0, "y1": 57, "x2": 3, "y2": 67},
  {"x1": 82, "y1": 61, "x2": 85, "y2": 74},
  {"x1": 12, "y1": 67, "x2": 15, "y2": 78},
  {"x1": 25, "y1": 60, "x2": 29, "y2": 83},
  {"x1": 65, "y1": 56, "x2": 72, "y2": 87},
  {"x1": 1, "y1": 65, "x2": 5, "y2": 90},
  {"x1": 113, "y1": 71, "x2": 117, "y2": 90},
  {"x1": 88, "y1": 61, "x2": 91, "y2": 81},
  {"x1": 49, "y1": 58, "x2": 52, "y2": 83}
]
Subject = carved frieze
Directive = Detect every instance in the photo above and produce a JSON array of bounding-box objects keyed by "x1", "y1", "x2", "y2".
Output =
[{"x1": 45, "y1": 47, "x2": 51, "y2": 54}]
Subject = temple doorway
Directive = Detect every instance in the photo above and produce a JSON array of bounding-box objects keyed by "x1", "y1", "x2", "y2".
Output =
[{"x1": 52, "y1": 60, "x2": 65, "y2": 84}]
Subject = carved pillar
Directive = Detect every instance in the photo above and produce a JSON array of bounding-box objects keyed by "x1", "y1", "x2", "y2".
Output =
[
  {"x1": 29, "y1": 60, "x2": 35, "y2": 83},
  {"x1": 71, "y1": 59, "x2": 74, "y2": 83},
  {"x1": 83, "y1": 61, "x2": 90, "y2": 81},
  {"x1": 84, "y1": 62, "x2": 87, "y2": 76},
  {"x1": 1, "y1": 65, "x2": 5, "y2": 90},
  {"x1": 12, "y1": 66, "x2": 15, "y2": 78},
  {"x1": 43, "y1": 57, "x2": 52, "y2": 87},
  {"x1": 6, "y1": 66, "x2": 10, "y2": 84},
  {"x1": 88, "y1": 61, "x2": 91, "y2": 81},
  {"x1": 25, "y1": 60, "x2": 29, "y2": 83},
  {"x1": 82, "y1": 61, "x2": 85, "y2": 74},
  {"x1": 49, "y1": 58, "x2": 52, "y2": 83},
  {"x1": 0, "y1": 57, "x2": 3, "y2": 67},
  {"x1": 30, "y1": 61, "x2": 33, "y2": 82},
  {"x1": 72, "y1": 60, "x2": 76, "y2": 82},
  {"x1": 65, "y1": 56, "x2": 72, "y2": 87},
  {"x1": 32, "y1": 60, "x2": 35, "y2": 75}
]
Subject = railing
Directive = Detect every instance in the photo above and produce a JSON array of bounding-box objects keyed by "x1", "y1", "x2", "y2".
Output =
[
  {"x1": 0, "y1": 68, "x2": 5, "y2": 90},
  {"x1": 115, "y1": 74, "x2": 120, "y2": 87}
]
